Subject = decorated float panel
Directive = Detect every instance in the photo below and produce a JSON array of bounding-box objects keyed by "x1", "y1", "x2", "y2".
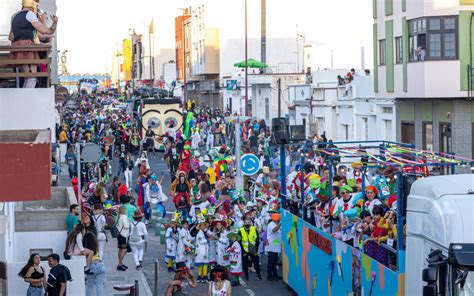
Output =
[
  {"x1": 141, "y1": 98, "x2": 183, "y2": 150},
  {"x1": 281, "y1": 210, "x2": 402, "y2": 296}
]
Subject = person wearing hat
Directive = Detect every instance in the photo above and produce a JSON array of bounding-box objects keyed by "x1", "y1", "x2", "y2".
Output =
[
  {"x1": 266, "y1": 213, "x2": 282, "y2": 281},
  {"x1": 213, "y1": 217, "x2": 230, "y2": 268},
  {"x1": 143, "y1": 174, "x2": 167, "y2": 222},
  {"x1": 129, "y1": 209, "x2": 148, "y2": 270},
  {"x1": 176, "y1": 219, "x2": 194, "y2": 269},
  {"x1": 239, "y1": 217, "x2": 262, "y2": 281},
  {"x1": 9, "y1": 0, "x2": 58, "y2": 88},
  {"x1": 364, "y1": 185, "x2": 382, "y2": 215},
  {"x1": 165, "y1": 213, "x2": 180, "y2": 272},
  {"x1": 226, "y1": 230, "x2": 243, "y2": 286},
  {"x1": 194, "y1": 216, "x2": 210, "y2": 283},
  {"x1": 164, "y1": 261, "x2": 197, "y2": 296}
]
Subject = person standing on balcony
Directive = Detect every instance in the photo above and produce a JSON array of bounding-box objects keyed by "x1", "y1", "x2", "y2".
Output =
[{"x1": 8, "y1": 0, "x2": 58, "y2": 88}]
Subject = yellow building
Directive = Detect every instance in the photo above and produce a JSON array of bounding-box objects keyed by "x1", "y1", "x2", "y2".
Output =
[{"x1": 122, "y1": 39, "x2": 132, "y2": 82}]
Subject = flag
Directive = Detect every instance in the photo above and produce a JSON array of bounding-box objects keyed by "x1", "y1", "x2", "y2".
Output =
[{"x1": 149, "y1": 19, "x2": 154, "y2": 34}]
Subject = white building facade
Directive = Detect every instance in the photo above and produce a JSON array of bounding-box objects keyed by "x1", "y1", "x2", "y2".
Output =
[
  {"x1": 288, "y1": 71, "x2": 396, "y2": 142},
  {"x1": 374, "y1": 0, "x2": 474, "y2": 159}
]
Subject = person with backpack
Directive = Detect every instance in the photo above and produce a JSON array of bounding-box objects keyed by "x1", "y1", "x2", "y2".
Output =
[
  {"x1": 129, "y1": 210, "x2": 148, "y2": 270},
  {"x1": 45, "y1": 254, "x2": 71, "y2": 296}
]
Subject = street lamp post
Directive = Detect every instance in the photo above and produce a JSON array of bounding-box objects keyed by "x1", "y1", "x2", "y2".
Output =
[
  {"x1": 116, "y1": 51, "x2": 122, "y2": 93},
  {"x1": 244, "y1": 0, "x2": 248, "y2": 116}
]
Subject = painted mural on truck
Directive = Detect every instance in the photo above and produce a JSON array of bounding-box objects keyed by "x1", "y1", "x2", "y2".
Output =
[{"x1": 281, "y1": 211, "x2": 403, "y2": 296}]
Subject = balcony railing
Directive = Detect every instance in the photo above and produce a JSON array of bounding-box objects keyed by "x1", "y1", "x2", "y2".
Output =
[{"x1": 0, "y1": 44, "x2": 52, "y2": 88}]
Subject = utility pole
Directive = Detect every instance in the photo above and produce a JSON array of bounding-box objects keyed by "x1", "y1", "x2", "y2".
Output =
[
  {"x1": 235, "y1": 117, "x2": 243, "y2": 191},
  {"x1": 277, "y1": 78, "x2": 282, "y2": 117},
  {"x1": 261, "y1": 0, "x2": 266, "y2": 67},
  {"x1": 244, "y1": 0, "x2": 248, "y2": 116}
]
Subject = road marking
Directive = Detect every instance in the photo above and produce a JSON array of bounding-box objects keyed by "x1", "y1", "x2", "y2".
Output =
[{"x1": 239, "y1": 278, "x2": 256, "y2": 296}]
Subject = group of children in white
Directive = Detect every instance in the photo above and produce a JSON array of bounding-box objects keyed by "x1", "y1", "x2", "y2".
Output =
[{"x1": 164, "y1": 194, "x2": 281, "y2": 285}]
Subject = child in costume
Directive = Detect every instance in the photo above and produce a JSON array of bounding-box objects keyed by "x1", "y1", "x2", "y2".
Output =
[
  {"x1": 214, "y1": 216, "x2": 230, "y2": 268},
  {"x1": 177, "y1": 220, "x2": 194, "y2": 269},
  {"x1": 194, "y1": 215, "x2": 210, "y2": 283},
  {"x1": 165, "y1": 213, "x2": 180, "y2": 272},
  {"x1": 226, "y1": 231, "x2": 243, "y2": 287},
  {"x1": 191, "y1": 127, "x2": 201, "y2": 151}
]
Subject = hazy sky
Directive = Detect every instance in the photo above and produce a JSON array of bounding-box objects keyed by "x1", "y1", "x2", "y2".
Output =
[{"x1": 56, "y1": 0, "x2": 373, "y2": 74}]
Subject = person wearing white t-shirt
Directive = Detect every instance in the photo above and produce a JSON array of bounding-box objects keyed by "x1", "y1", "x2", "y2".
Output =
[
  {"x1": 266, "y1": 213, "x2": 282, "y2": 281},
  {"x1": 93, "y1": 204, "x2": 107, "y2": 259}
]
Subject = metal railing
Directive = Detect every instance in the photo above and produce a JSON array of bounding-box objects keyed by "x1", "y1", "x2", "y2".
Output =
[{"x1": 0, "y1": 44, "x2": 52, "y2": 87}]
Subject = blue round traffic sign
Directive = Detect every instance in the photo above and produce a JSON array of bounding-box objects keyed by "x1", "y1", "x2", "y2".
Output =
[{"x1": 241, "y1": 154, "x2": 261, "y2": 176}]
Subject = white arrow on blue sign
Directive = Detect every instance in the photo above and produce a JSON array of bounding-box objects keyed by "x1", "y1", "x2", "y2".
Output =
[{"x1": 240, "y1": 153, "x2": 261, "y2": 176}]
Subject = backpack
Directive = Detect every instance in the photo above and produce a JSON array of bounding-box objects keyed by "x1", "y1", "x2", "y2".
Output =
[{"x1": 129, "y1": 221, "x2": 142, "y2": 243}]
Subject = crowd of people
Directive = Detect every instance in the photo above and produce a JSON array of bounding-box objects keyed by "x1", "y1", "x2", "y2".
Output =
[{"x1": 16, "y1": 85, "x2": 410, "y2": 295}]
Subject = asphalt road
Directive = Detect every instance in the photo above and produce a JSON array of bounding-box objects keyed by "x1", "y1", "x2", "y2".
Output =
[{"x1": 109, "y1": 148, "x2": 297, "y2": 296}]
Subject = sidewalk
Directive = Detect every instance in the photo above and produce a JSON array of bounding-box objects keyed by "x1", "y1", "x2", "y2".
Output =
[{"x1": 101, "y1": 235, "x2": 153, "y2": 295}]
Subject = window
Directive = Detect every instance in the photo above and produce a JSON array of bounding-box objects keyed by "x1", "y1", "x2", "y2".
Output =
[
  {"x1": 409, "y1": 16, "x2": 457, "y2": 61},
  {"x1": 341, "y1": 124, "x2": 349, "y2": 140},
  {"x1": 440, "y1": 123, "x2": 452, "y2": 153},
  {"x1": 401, "y1": 122, "x2": 415, "y2": 144},
  {"x1": 444, "y1": 33, "x2": 456, "y2": 58},
  {"x1": 379, "y1": 40, "x2": 386, "y2": 65},
  {"x1": 422, "y1": 123, "x2": 433, "y2": 151},
  {"x1": 384, "y1": 120, "x2": 392, "y2": 140},
  {"x1": 395, "y1": 37, "x2": 403, "y2": 64},
  {"x1": 382, "y1": 107, "x2": 393, "y2": 114},
  {"x1": 429, "y1": 33, "x2": 441, "y2": 59},
  {"x1": 362, "y1": 118, "x2": 368, "y2": 140}
]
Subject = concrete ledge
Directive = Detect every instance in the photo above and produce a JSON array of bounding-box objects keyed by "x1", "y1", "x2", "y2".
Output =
[{"x1": 15, "y1": 187, "x2": 76, "y2": 232}]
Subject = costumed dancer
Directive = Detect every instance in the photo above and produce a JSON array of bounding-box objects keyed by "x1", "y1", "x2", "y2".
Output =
[
  {"x1": 195, "y1": 215, "x2": 210, "y2": 283},
  {"x1": 191, "y1": 127, "x2": 201, "y2": 151},
  {"x1": 177, "y1": 220, "x2": 194, "y2": 269},
  {"x1": 143, "y1": 174, "x2": 168, "y2": 221},
  {"x1": 226, "y1": 230, "x2": 243, "y2": 287},
  {"x1": 214, "y1": 215, "x2": 230, "y2": 269},
  {"x1": 206, "y1": 207, "x2": 218, "y2": 267},
  {"x1": 165, "y1": 213, "x2": 180, "y2": 272}
]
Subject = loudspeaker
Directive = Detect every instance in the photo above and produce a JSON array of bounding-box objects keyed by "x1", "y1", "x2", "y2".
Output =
[
  {"x1": 290, "y1": 125, "x2": 306, "y2": 142},
  {"x1": 272, "y1": 117, "x2": 290, "y2": 145}
]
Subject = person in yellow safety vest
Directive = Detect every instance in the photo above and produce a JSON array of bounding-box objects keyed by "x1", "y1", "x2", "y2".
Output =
[{"x1": 239, "y1": 216, "x2": 262, "y2": 281}]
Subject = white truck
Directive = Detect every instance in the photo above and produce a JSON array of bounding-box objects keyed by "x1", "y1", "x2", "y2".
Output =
[{"x1": 406, "y1": 174, "x2": 474, "y2": 296}]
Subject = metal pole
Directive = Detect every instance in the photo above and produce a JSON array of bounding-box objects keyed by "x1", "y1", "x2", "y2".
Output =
[
  {"x1": 328, "y1": 158, "x2": 333, "y2": 233},
  {"x1": 154, "y1": 259, "x2": 159, "y2": 296},
  {"x1": 244, "y1": 0, "x2": 248, "y2": 116},
  {"x1": 75, "y1": 143, "x2": 81, "y2": 216},
  {"x1": 300, "y1": 155, "x2": 305, "y2": 204},
  {"x1": 183, "y1": 13, "x2": 187, "y2": 109},
  {"x1": 134, "y1": 279, "x2": 139, "y2": 296},
  {"x1": 396, "y1": 171, "x2": 404, "y2": 252},
  {"x1": 235, "y1": 117, "x2": 244, "y2": 192},
  {"x1": 280, "y1": 145, "x2": 287, "y2": 209},
  {"x1": 149, "y1": 28, "x2": 153, "y2": 87},
  {"x1": 277, "y1": 78, "x2": 281, "y2": 117}
]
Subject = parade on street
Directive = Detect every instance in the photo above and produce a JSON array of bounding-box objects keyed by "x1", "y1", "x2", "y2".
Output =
[{"x1": 1, "y1": 0, "x2": 474, "y2": 296}]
